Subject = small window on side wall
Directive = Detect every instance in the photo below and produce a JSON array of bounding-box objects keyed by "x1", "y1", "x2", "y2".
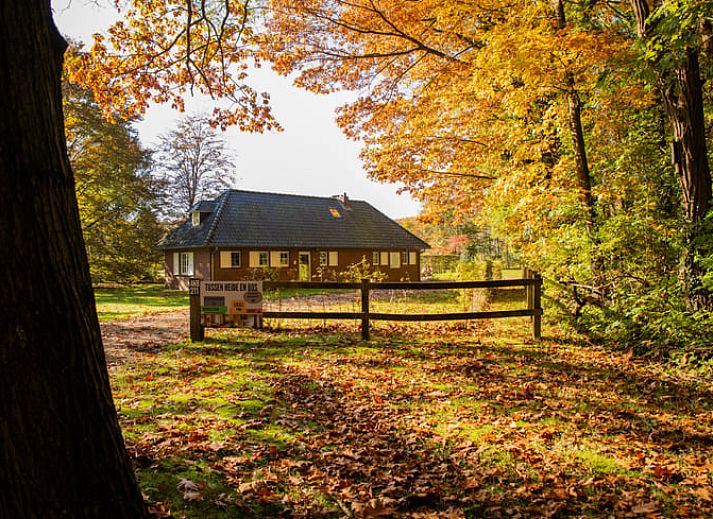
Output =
[
  {"x1": 372, "y1": 251, "x2": 380, "y2": 265},
  {"x1": 319, "y1": 251, "x2": 328, "y2": 266},
  {"x1": 409, "y1": 251, "x2": 417, "y2": 265}
]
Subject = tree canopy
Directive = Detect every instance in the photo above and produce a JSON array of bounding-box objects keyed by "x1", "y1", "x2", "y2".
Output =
[
  {"x1": 60, "y1": 0, "x2": 713, "y2": 347},
  {"x1": 64, "y1": 79, "x2": 164, "y2": 283}
]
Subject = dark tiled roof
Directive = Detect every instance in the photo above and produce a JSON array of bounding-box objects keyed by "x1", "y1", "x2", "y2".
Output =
[
  {"x1": 157, "y1": 190, "x2": 429, "y2": 250},
  {"x1": 189, "y1": 200, "x2": 217, "y2": 212}
]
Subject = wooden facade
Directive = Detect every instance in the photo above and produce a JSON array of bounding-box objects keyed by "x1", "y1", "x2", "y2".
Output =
[{"x1": 165, "y1": 247, "x2": 422, "y2": 289}]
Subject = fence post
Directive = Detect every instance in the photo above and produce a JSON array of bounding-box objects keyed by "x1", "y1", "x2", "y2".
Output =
[
  {"x1": 361, "y1": 277, "x2": 370, "y2": 341},
  {"x1": 523, "y1": 267, "x2": 533, "y2": 319},
  {"x1": 532, "y1": 273, "x2": 542, "y2": 340},
  {"x1": 189, "y1": 278, "x2": 205, "y2": 342}
]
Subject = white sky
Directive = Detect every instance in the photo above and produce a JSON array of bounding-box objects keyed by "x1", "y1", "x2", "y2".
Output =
[{"x1": 51, "y1": 0, "x2": 421, "y2": 219}]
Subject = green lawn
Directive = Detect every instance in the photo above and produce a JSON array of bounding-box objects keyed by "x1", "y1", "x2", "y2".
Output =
[
  {"x1": 94, "y1": 284, "x2": 188, "y2": 321},
  {"x1": 107, "y1": 289, "x2": 713, "y2": 518}
]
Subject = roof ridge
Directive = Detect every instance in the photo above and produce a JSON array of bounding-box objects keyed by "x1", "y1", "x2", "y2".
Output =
[
  {"x1": 204, "y1": 191, "x2": 231, "y2": 246},
  {"x1": 221, "y1": 188, "x2": 366, "y2": 204}
]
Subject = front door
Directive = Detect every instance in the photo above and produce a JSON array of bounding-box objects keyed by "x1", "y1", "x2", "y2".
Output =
[{"x1": 298, "y1": 252, "x2": 311, "y2": 281}]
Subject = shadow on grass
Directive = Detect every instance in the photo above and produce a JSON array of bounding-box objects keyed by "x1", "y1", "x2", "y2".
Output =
[{"x1": 113, "y1": 322, "x2": 713, "y2": 518}]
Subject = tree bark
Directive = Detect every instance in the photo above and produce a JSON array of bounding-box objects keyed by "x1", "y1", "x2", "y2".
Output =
[
  {"x1": 0, "y1": 2, "x2": 147, "y2": 517},
  {"x1": 555, "y1": 0, "x2": 596, "y2": 233},
  {"x1": 630, "y1": 0, "x2": 713, "y2": 311}
]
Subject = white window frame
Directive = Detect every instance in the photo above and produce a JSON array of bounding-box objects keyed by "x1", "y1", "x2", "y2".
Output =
[
  {"x1": 389, "y1": 252, "x2": 401, "y2": 269},
  {"x1": 380, "y1": 251, "x2": 389, "y2": 266},
  {"x1": 280, "y1": 251, "x2": 290, "y2": 266},
  {"x1": 173, "y1": 251, "x2": 194, "y2": 276},
  {"x1": 409, "y1": 251, "x2": 418, "y2": 265}
]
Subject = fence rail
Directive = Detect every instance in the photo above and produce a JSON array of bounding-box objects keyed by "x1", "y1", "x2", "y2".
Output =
[{"x1": 189, "y1": 273, "x2": 543, "y2": 341}]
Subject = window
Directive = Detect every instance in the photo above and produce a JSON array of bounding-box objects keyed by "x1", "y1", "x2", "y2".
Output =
[
  {"x1": 270, "y1": 251, "x2": 289, "y2": 267},
  {"x1": 380, "y1": 252, "x2": 389, "y2": 266},
  {"x1": 220, "y1": 251, "x2": 241, "y2": 268},
  {"x1": 401, "y1": 251, "x2": 408, "y2": 265},
  {"x1": 409, "y1": 251, "x2": 417, "y2": 265},
  {"x1": 372, "y1": 251, "x2": 380, "y2": 265},
  {"x1": 191, "y1": 212, "x2": 200, "y2": 226},
  {"x1": 389, "y1": 252, "x2": 401, "y2": 269},
  {"x1": 320, "y1": 251, "x2": 328, "y2": 266},
  {"x1": 173, "y1": 251, "x2": 194, "y2": 276},
  {"x1": 249, "y1": 251, "x2": 269, "y2": 267},
  {"x1": 328, "y1": 251, "x2": 338, "y2": 266},
  {"x1": 329, "y1": 207, "x2": 341, "y2": 218}
]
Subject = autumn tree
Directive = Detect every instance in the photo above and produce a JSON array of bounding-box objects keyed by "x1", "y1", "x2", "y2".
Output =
[
  {"x1": 64, "y1": 79, "x2": 164, "y2": 282},
  {"x1": 154, "y1": 113, "x2": 236, "y2": 216},
  {"x1": 260, "y1": 0, "x2": 713, "y2": 346},
  {"x1": 2, "y1": 0, "x2": 275, "y2": 515},
  {"x1": 261, "y1": 0, "x2": 628, "y2": 291}
]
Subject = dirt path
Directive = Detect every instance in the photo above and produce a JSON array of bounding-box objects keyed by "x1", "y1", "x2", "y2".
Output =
[
  {"x1": 98, "y1": 293, "x2": 361, "y2": 367},
  {"x1": 100, "y1": 310, "x2": 189, "y2": 368},
  {"x1": 99, "y1": 289, "x2": 478, "y2": 367}
]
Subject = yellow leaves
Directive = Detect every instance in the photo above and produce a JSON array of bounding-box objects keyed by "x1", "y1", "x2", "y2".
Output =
[{"x1": 64, "y1": 0, "x2": 278, "y2": 131}]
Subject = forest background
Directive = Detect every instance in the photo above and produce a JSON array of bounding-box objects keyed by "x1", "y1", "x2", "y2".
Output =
[{"x1": 62, "y1": 0, "x2": 713, "y2": 365}]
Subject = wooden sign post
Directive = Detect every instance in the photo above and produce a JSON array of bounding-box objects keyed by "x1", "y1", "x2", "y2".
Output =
[{"x1": 189, "y1": 278, "x2": 204, "y2": 342}]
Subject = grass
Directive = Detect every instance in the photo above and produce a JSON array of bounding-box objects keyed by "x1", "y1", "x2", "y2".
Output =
[
  {"x1": 105, "y1": 288, "x2": 713, "y2": 517},
  {"x1": 94, "y1": 284, "x2": 187, "y2": 320}
]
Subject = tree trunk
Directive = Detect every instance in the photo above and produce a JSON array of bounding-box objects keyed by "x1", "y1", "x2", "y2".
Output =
[
  {"x1": 630, "y1": 0, "x2": 713, "y2": 311},
  {"x1": 0, "y1": 2, "x2": 148, "y2": 517},
  {"x1": 555, "y1": 0, "x2": 596, "y2": 233}
]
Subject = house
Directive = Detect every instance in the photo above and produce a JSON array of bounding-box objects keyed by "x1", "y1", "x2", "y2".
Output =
[{"x1": 157, "y1": 189, "x2": 430, "y2": 289}]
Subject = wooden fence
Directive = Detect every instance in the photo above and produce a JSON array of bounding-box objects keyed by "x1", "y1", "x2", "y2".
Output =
[{"x1": 189, "y1": 272, "x2": 543, "y2": 342}]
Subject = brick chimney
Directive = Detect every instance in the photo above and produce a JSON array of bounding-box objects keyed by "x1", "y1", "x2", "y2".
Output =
[{"x1": 333, "y1": 192, "x2": 351, "y2": 209}]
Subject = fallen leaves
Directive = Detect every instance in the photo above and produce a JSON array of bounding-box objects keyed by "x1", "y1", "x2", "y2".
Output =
[{"x1": 106, "y1": 308, "x2": 713, "y2": 518}]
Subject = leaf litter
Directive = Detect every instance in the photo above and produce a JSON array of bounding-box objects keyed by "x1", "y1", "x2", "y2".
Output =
[{"x1": 103, "y1": 300, "x2": 712, "y2": 518}]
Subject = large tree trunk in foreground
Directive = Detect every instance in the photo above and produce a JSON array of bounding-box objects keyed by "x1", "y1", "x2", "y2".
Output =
[{"x1": 0, "y1": 2, "x2": 147, "y2": 517}]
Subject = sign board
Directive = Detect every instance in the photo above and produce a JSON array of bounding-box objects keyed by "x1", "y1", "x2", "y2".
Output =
[
  {"x1": 199, "y1": 280, "x2": 263, "y2": 328},
  {"x1": 188, "y1": 278, "x2": 201, "y2": 296}
]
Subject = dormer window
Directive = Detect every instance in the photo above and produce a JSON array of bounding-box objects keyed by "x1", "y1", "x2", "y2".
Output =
[
  {"x1": 329, "y1": 207, "x2": 341, "y2": 218},
  {"x1": 192, "y1": 211, "x2": 211, "y2": 226}
]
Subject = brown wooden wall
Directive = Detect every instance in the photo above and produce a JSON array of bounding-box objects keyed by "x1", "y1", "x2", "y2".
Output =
[{"x1": 164, "y1": 247, "x2": 421, "y2": 289}]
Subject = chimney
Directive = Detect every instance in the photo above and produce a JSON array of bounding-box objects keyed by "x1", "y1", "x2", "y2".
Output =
[{"x1": 333, "y1": 192, "x2": 350, "y2": 209}]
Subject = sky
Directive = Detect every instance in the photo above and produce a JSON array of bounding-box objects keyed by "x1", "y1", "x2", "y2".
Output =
[{"x1": 51, "y1": 1, "x2": 421, "y2": 219}]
